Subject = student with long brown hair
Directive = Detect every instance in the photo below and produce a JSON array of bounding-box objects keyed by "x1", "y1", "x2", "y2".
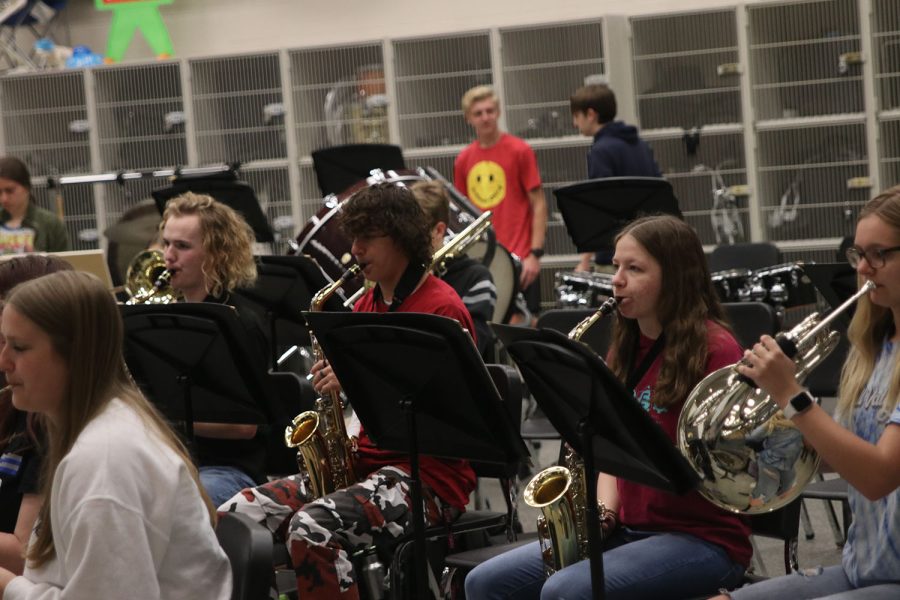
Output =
[
  {"x1": 466, "y1": 215, "x2": 751, "y2": 600},
  {"x1": 0, "y1": 271, "x2": 230, "y2": 599},
  {"x1": 0, "y1": 255, "x2": 71, "y2": 576}
]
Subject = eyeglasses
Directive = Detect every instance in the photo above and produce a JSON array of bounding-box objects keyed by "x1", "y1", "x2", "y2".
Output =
[{"x1": 845, "y1": 245, "x2": 900, "y2": 268}]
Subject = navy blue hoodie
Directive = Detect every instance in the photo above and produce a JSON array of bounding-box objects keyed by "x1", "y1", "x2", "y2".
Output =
[{"x1": 587, "y1": 121, "x2": 661, "y2": 179}]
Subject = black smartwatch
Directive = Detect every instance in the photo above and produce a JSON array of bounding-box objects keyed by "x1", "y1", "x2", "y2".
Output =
[
  {"x1": 783, "y1": 389, "x2": 816, "y2": 420},
  {"x1": 529, "y1": 248, "x2": 545, "y2": 258}
]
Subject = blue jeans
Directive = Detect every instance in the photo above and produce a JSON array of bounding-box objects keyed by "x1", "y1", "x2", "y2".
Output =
[
  {"x1": 728, "y1": 565, "x2": 900, "y2": 600},
  {"x1": 200, "y1": 465, "x2": 257, "y2": 508},
  {"x1": 464, "y1": 527, "x2": 745, "y2": 600}
]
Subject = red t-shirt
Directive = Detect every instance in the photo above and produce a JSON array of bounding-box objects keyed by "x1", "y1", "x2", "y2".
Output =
[
  {"x1": 454, "y1": 133, "x2": 542, "y2": 259},
  {"x1": 616, "y1": 321, "x2": 753, "y2": 566},
  {"x1": 352, "y1": 275, "x2": 478, "y2": 511}
]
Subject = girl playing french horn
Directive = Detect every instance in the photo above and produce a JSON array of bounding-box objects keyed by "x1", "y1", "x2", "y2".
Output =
[{"x1": 714, "y1": 188, "x2": 900, "y2": 599}]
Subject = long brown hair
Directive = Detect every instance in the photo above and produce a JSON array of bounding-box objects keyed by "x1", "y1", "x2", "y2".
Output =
[
  {"x1": 4, "y1": 271, "x2": 215, "y2": 568},
  {"x1": 0, "y1": 255, "x2": 72, "y2": 448},
  {"x1": 607, "y1": 215, "x2": 730, "y2": 408},
  {"x1": 837, "y1": 187, "x2": 900, "y2": 423}
]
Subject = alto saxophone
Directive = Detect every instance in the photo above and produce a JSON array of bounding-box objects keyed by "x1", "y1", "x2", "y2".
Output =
[
  {"x1": 284, "y1": 264, "x2": 361, "y2": 498},
  {"x1": 523, "y1": 296, "x2": 617, "y2": 576}
]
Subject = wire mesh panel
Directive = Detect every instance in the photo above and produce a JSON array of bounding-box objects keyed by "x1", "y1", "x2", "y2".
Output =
[
  {"x1": 297, "y1": 162, "x2": 327, "y2": 225},
  {"x1": 190, "y1": 53, "x2": 287, "y2": 164},
  {"x1": 393, "y1": 32, "x2": 492, "y2": 149},
  {"x1": 534, "y1": 142, "x2": 592, "y2": 256},
  {"x1": 94, "y1": 62, "x2": 187, "y2": 171},
  {"x1": 240, "y1": 166, "x2": 294, "y2": 254},
  {"x1": 757, "y1": 122, "x2": 868, "y2": 241},
  {"x1": 631, "y1": 10, "x2": 741, "y2": 130},
  {"x1": 646, "y1": 131, "x2": 749, "y2": 246},
  {"x1": 32, "y1": 182, "x2": 98, "y2": 250},
  {"x1": 290, "y1": 43, "x2": 388, "y2": 157},
  {"x1": 748, "y1": 0, "x2": 863, "y2": 121},
  {"x1": 873, "y1": 0, "x2": 900, "y2": 112},
  {"x1": 500, "y1": 21, "x2": 604, "y2": 140},
  {"x1": 0, "y1": 71, "x2": 91, "y2": 176},
  {"x1": 880, "y1": 117, "x2": 900, "y2": 187},
  {"x1": 404, "y1": 153, "x2": 456, "y2": 183}
]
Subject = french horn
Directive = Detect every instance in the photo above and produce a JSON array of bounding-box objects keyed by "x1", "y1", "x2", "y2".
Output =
[{"x1": 677, "y1": 279, "x2": 874, "y2": 514}]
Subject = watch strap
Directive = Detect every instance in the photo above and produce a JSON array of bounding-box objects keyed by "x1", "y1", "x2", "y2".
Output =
[{"x1": 783, "y1": 389, "x2": 816, "y2": 420}]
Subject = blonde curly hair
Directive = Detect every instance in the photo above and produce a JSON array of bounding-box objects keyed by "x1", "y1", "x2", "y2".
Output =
[{"x1": 160, "y1": 192, "x2": 257, "y2": 297}]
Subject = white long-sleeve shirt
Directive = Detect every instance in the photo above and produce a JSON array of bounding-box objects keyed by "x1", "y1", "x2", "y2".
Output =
[{"x1": 4, "y1": 399, "x2": 231, "y2": 600}]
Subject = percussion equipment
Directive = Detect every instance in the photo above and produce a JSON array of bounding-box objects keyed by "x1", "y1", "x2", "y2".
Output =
[
  {"x1": 750, "y1": 262, "x2": 816, "y2": 310},
  {"x1": 554, "y1": 271, "x2": 614, "y2": 309},
  {"x1": 710, "y1": 268, "x2": 753, "y2": 303},
  {"x1": 292, "y1": 168, "x2": 479, "y2": 300}
]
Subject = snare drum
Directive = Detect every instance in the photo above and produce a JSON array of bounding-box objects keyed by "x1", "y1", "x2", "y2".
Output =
[
  {"x1": 751, "y1": 262, "x2": 815, "y2": 309},
  {"x1": 555, "y1": 270, "x2": 614, "y2": 309},
  {"x1": 710, "y1": 268, "x2": 753, "y2": 303},
  {"x1": 292, "y1": 168, "x2": 482, "y2": 297}
]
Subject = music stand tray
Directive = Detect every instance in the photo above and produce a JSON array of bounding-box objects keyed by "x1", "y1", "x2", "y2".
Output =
[
  {"x1": 554, "y1": 177, "x2": 682, "y2": 254},
  {"x1": 121, "y1": 303, "x2": 275, "y2": 441},
  {"x1": 492, "y1": 323, "x2": 699, "y2": 599},
  {"x1": 304, "y1": 311, "x2": 530, "y2": 597}
]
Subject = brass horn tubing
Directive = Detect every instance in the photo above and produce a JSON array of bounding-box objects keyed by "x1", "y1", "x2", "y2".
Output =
[
  {"x1": 788, "y1": 279, "x2": 875, "y2": 351},
  {"x1": 429, "y1": 210, "x2": 493, "y2": 274},
  {"x1": 284, "y1": 411, "x2": 332, "y2": 499}
]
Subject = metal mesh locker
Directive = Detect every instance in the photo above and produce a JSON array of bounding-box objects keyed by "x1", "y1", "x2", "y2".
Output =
[
  {"x1": 239, "y1": 166, "x2": 295, "y2": 254},
  {"x1": 748, "y1": 0, "x2": 864, "y2": 121},
  {"x1": 879, "y1": 117, "x2": 900, "y2": 187},
  {"x1": 32, "y1": 182, "x2": 98, "y2": 250},
  {"x1": 290, "y1": 43, "x2": 388, "y2": 157},
  {"x1": 0, "y1": 71, "x2": 91, "y2": 176},
  {"x1": 405, "y1": 153, "x2": 456, "y2": 182},
  {"x1": 500, "y1": 21, "x2": 605, "y2": 140},
  {"x1": 393, "y1": 32, "x2": 492, "y2": 149},
  {"x1": 756, "y1": 122, "x2": 868, "y2": 241},
  {"x1": 94, "y1": 62, "x2": 187, "y2": 171},
  {"x1": 630, "y1": 10, "x2": 741, "y2": 130},
  {"x1": 189, "y1": 53, "x2": 286, "y2": 164},
  {"x1": 646, "y1": 130, "x2": 749, "y2": 245},
  {"x1": 873, "y1": 0, "x2": 900, "y2": 111},
  {"x1": 534, "y1": 143, "x2": 592, "y2": 256},
  {"x1": 297, "y1": 162, "x2": 326, "y2": 224}
]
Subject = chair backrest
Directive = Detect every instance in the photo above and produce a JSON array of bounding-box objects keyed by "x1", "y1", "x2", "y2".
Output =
[
  {"x1": 709, "y1": 242, "x2": 781, "y2": 272},
  {"x1": 536, "y1": 308, "x2": 612, "y2": 358},
  {"x1": 722, "y1": 302, "x2": 780, "y2": 349},
  {"x1": 265, "y1": 370, "x2": 317, "y2": 476},
  {"x1": 216, "y1": 512, "x2": 274, "y2": 600}
]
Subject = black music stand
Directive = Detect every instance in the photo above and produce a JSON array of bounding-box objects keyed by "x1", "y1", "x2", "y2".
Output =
[
  {"x1": 151, "y1": 171, "x2": 275, "y2": 243},
  {"x1": 554, "y1": 177, "x2": 682, "y2": 259},
  {"x1": 492, "y1": 323, "x2": 699, "y2": 599},
  {"x1": 304, "y1": 311, "x2": 530, "y2": 599},
  {"x1": 234, "y1": 255, "x2": 349, "y2": 370},
  {"x1": 312, "y1": 144, "x2": 406, "y2": 196},
  {"x1": 121, "y1": 303, "x2": 274, "y2": 442}
]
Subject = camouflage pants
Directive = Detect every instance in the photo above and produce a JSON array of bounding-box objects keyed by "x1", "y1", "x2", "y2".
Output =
[{"x1": 220, "y1": 466, "x2": 443, "y2": 599}]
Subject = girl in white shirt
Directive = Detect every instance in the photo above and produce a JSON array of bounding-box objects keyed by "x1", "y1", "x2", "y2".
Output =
[{"x1": 0, "y1": 270, "x2": 231, "y2": 600}]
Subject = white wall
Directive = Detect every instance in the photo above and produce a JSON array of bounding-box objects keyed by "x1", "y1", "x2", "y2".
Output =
[{"x1": 64, "y1": 0, "x2": 772, "y2": 61}]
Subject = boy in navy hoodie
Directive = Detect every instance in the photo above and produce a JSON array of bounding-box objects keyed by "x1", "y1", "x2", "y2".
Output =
[{"x1": 570, "y1": 83, "x2": 662, "y2": 270}]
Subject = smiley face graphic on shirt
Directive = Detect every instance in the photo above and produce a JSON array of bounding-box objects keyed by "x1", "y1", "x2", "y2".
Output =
[{"x1": 466, "y1": 160, "x2": 507, "y2": 209}]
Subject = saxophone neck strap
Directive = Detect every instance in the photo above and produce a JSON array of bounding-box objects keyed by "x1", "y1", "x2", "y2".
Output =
[
  {"x1": 626, "y1": 333, "x2": 666, "y2": 391},
  {"x1": 375, "y1": 261, "x2": 427, "y2": 312}
]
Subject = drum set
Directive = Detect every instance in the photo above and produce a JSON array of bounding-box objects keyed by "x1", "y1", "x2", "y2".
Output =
[
  {"x1": 556, "y1": 262, "x2": 816, "y2": 316},
  {"x1": 291, "y1": 167, "x2": 521, "y2": 321}
]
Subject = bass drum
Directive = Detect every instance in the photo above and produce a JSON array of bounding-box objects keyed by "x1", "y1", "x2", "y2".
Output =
[
  {"x1": 292, "y1": 168, "x2": 481, "y2": 299},
  {"x1": 468, "y1": 239, "x2": 520, "y2": 323}
]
